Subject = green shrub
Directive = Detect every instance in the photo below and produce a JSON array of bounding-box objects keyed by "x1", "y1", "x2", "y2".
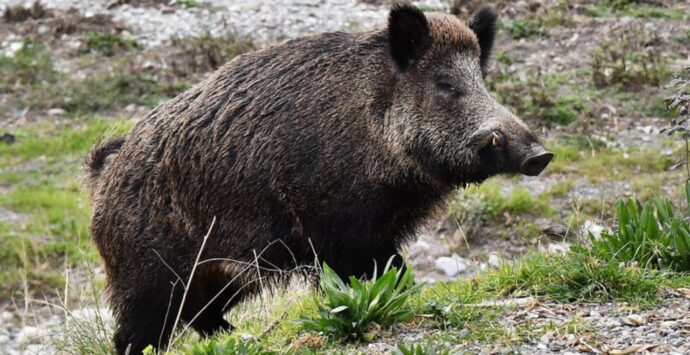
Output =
[
  {"x1": 590, "y1": 185, "x2": 690, "y2": 272},
  {"x1": 506, "y1": 19, "x2": 543, "y2": 40},
  {"x1": 395, "y1": 342, "x2": 450, "y2": 355},
  {"x1": 591, "y1": 26, "x2": 669, "y2": 91},
  {"x1": 0, "y1": 40, "x2": 56, "y2": 89},
  {"x1": 296, "y1": 258, "x2": 422, "y2": 341},
  {"x1": 184, "y1": 337, "x2": 266, "y2": 355},
  {"x1": 2, "y1": 1, "x2": 50, "y2": 23},
  {"x1": 86, "y1": 32, "x2": 139, "y2": 56}
]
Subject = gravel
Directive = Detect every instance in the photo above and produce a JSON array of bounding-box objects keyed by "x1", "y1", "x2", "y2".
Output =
[{"x1": 0, "y1": 0, "x2": 447, "y2": 47}]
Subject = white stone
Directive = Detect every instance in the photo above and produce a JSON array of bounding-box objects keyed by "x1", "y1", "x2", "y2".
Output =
[
  {"x1": 18, "y1": 326, "x2": 44, "y2": 346},
  {"x1": 582, "y1": 220, "x2": 606, "y2": 240},
  {"x1": 487, "y1": 253, "x2": 501, "y2": 269},
  {"x1": 435, "y1": 254, "x2": 468, "y2": 278},
  {"x1": 46, "y1": 108, "x2": 67, "y2": 117}
]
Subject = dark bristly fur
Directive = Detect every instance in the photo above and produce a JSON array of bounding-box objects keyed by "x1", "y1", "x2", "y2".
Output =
[
  {"x1": 388, "y1": 4, "x2": 431, "y2": 70},
  {"x1": 86, "y1": 4, "x2": 551, "y2": 355},
  {"x1": 84, "y1": 136, "x2": 126, "y2": 189},
  {"x1": 467, "y1": 5, "x2": 498, "y2": 77}
]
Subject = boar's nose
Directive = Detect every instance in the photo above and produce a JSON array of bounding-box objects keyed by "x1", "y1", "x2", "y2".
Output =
[{"x1": 520, "y1": 150, "x2": 553, "y2": 176}]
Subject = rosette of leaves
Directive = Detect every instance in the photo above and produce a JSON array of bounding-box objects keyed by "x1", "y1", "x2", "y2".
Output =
[{"x1": 296, "y1": 258, "x2": 423, "y2": 341}]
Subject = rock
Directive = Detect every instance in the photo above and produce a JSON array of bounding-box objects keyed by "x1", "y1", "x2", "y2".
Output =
[
  {"x1": 547, "y1": 242, "x2": 570, "y2": 254},
  {"x1": 487, "y1": 253, "x2": 501, "y2": 269},
  {"x1": 17, "y1": 327, "x2": 45, "y2": 346},
  {"x1": 435, "y1": 254, "x2": 468, "y2": 278},
  {"x1": 536, "y1": 218, "x2": 568, "y2": 237},
  {"x1": 582, "y1": 220, "x2": 605, "y2": 240},
  {"x1": 622, "y1": 314, "x2": 645, "y2": 327},
  {"x1": 7, "y1": 42, "x2": 23, "y2": 57},
  {"x1": 605, "y1": 318, "x2": 622, "y2": 328},
  {"x1": 46, "y1": 108, "x2": 66, "y2": 117},
  {"x1": 0, "y1": 311, "x2": 12, "y2": 322}
]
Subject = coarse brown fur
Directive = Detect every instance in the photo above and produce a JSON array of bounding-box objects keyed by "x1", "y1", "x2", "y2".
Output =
[{"x1": 86, "y1": 4, "x2": 551, "y2": 354}]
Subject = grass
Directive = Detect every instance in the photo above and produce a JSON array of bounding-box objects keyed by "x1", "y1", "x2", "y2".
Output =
[
  {"x1": 1, "y1": 35, "x2": 253, "y2": 116},
  {"x1": 0, "y1": 118, "x2": 133, "y2": 298},
  {"x1": 505, "y1": 19, "x2": 544, "y2": 40},
  {"x1": 584, "y1": 2, "x2": 687, "y2": 20},
  {"x1": 85, "y1": 32, "x2": 139, "y2": 56},
  {"x1": 489, "y1": 71, "x2": 588, "y2": 126},
  {"x1": 0, "y1": 41, "x2": 189, "y2": 115}
]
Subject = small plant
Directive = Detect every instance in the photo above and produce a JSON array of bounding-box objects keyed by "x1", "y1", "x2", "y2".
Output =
[
  {"x1": 589, "y1": 192, "x2": 690, "y2": 272},
  {"x1": 0, "y1": 40, "x2": 56, "y2": 89},
  {"x1": 664, "y1": 68, "x2": 690, "y2": 118},
  {"x1": 506, "y1": 19, "x2": 544, "y2": 40},
  {"x1": 295, "y1": 258, "x2": 422, "y2": 341},
  {"x1": 86, "y1": 31, "x2": 139, "y2": 56},
  {"x1": 591, "y1": 25, "x2": 668, "y2": 91},
  {"x1": 395, "y1": 342, "x2": 451, "y2": 355},
  {"x1": 2, "y1": 0, "x2": 50, "y2": 23},
  {"x1": 169, "y1": 33, "x2": 254, "y2": 75},
  {"x1": 178, "y1": 0, "x2": 198, "y2": 8},
  {"x1": 185, "y1": 336, "x2": 266, "y2": 355}
]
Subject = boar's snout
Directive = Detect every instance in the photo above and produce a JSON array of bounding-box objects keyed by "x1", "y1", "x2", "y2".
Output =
[{"x1": 519, "y1": 146, "x2": 553, "y2": 176}]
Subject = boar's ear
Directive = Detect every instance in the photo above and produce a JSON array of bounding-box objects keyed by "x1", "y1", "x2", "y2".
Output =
[
  {"x1": 468, "y1": 5, "x2": 498, "y2": 77},
  {"x1": 388, "y1": 4, "x2": 431, "y2": 71}
]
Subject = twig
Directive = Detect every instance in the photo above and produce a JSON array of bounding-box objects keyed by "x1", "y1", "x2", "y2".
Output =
[
  {"x1": 258, "y1": 311, "x2": 286, "y2": 339},
  {"x1": 166, "y1": 216, "x2": 216, "y2": 352}
]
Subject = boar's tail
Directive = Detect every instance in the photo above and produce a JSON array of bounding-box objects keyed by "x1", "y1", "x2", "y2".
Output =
[{"x1": 84, "y1": 136, "x2": 125, "y2": 191}]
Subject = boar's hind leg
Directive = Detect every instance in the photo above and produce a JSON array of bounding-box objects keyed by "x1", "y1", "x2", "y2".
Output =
[
  {"x1": 182, "y1": 276, "x2": 238, "y2": 336},
  {"x1": 111, "y1": 276, "x2": 181, "y2": 355}
]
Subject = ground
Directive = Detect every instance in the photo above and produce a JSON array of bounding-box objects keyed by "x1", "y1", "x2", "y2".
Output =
[{"x1": 0, "y1": 0, "x2": 689, "y2": 354}]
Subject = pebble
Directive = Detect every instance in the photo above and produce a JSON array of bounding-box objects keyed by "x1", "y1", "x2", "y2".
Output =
[
  {"x1": 435, "y1": 254, "x2": 468, "y2": 278},
  {"x1": 487, "y1": 253, "x2": 501, "y2": 269},
  {"x1": 17, "y1": 327, "x2": 44, "y2": 346},
  {"x1": 46, "y1": 108, "x2": 67, "y2": 116},
  {"x1": 0, "y1": 311, "x2": 13, "y2": 322},
  {"x1": 0, "y1": 0, "x2": 446, "y2": 48}
]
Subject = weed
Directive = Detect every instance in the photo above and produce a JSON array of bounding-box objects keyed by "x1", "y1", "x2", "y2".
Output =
[
  {"x1": 169, "y1": 33, "x2": 254, "y2": 76},
  {"x1": 184, "y1": 336, "x2": 266, "y2": 355},
  {"x1": 0, "y1": 41, "x2": 57, "y2": 90},
  {"x1": 178, "y1": 0, "x2": 198, "y2": 8},
  {"x1": 590, "y1": 186, "x2": 690, "y2": 272},
  {"x1": 591, "y1": 26, "x2": 669, "y2": 91},
  {"x1": 86, "y1": 32, "x2": 139, "y2": 56},
  {"x1": 490, "y1": 71, "x2": 586, "y2": 126},
  {"x1": 395, "y1": 342, "x2": 450, "y2": 355},
  {"x1": 506, "y1": 19, "x2": 543, "y2": 40},
  {"x1": 295, "y1": 258, "x2": 422, "y2": 341},
  {"x1": 2, "y1": 0, "x2": 50, "y2": 22}
]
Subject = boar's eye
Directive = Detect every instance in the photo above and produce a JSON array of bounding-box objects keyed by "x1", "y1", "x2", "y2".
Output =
[{"x1": 435, "y1": 79, "x2": 464, "y2": 99}]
